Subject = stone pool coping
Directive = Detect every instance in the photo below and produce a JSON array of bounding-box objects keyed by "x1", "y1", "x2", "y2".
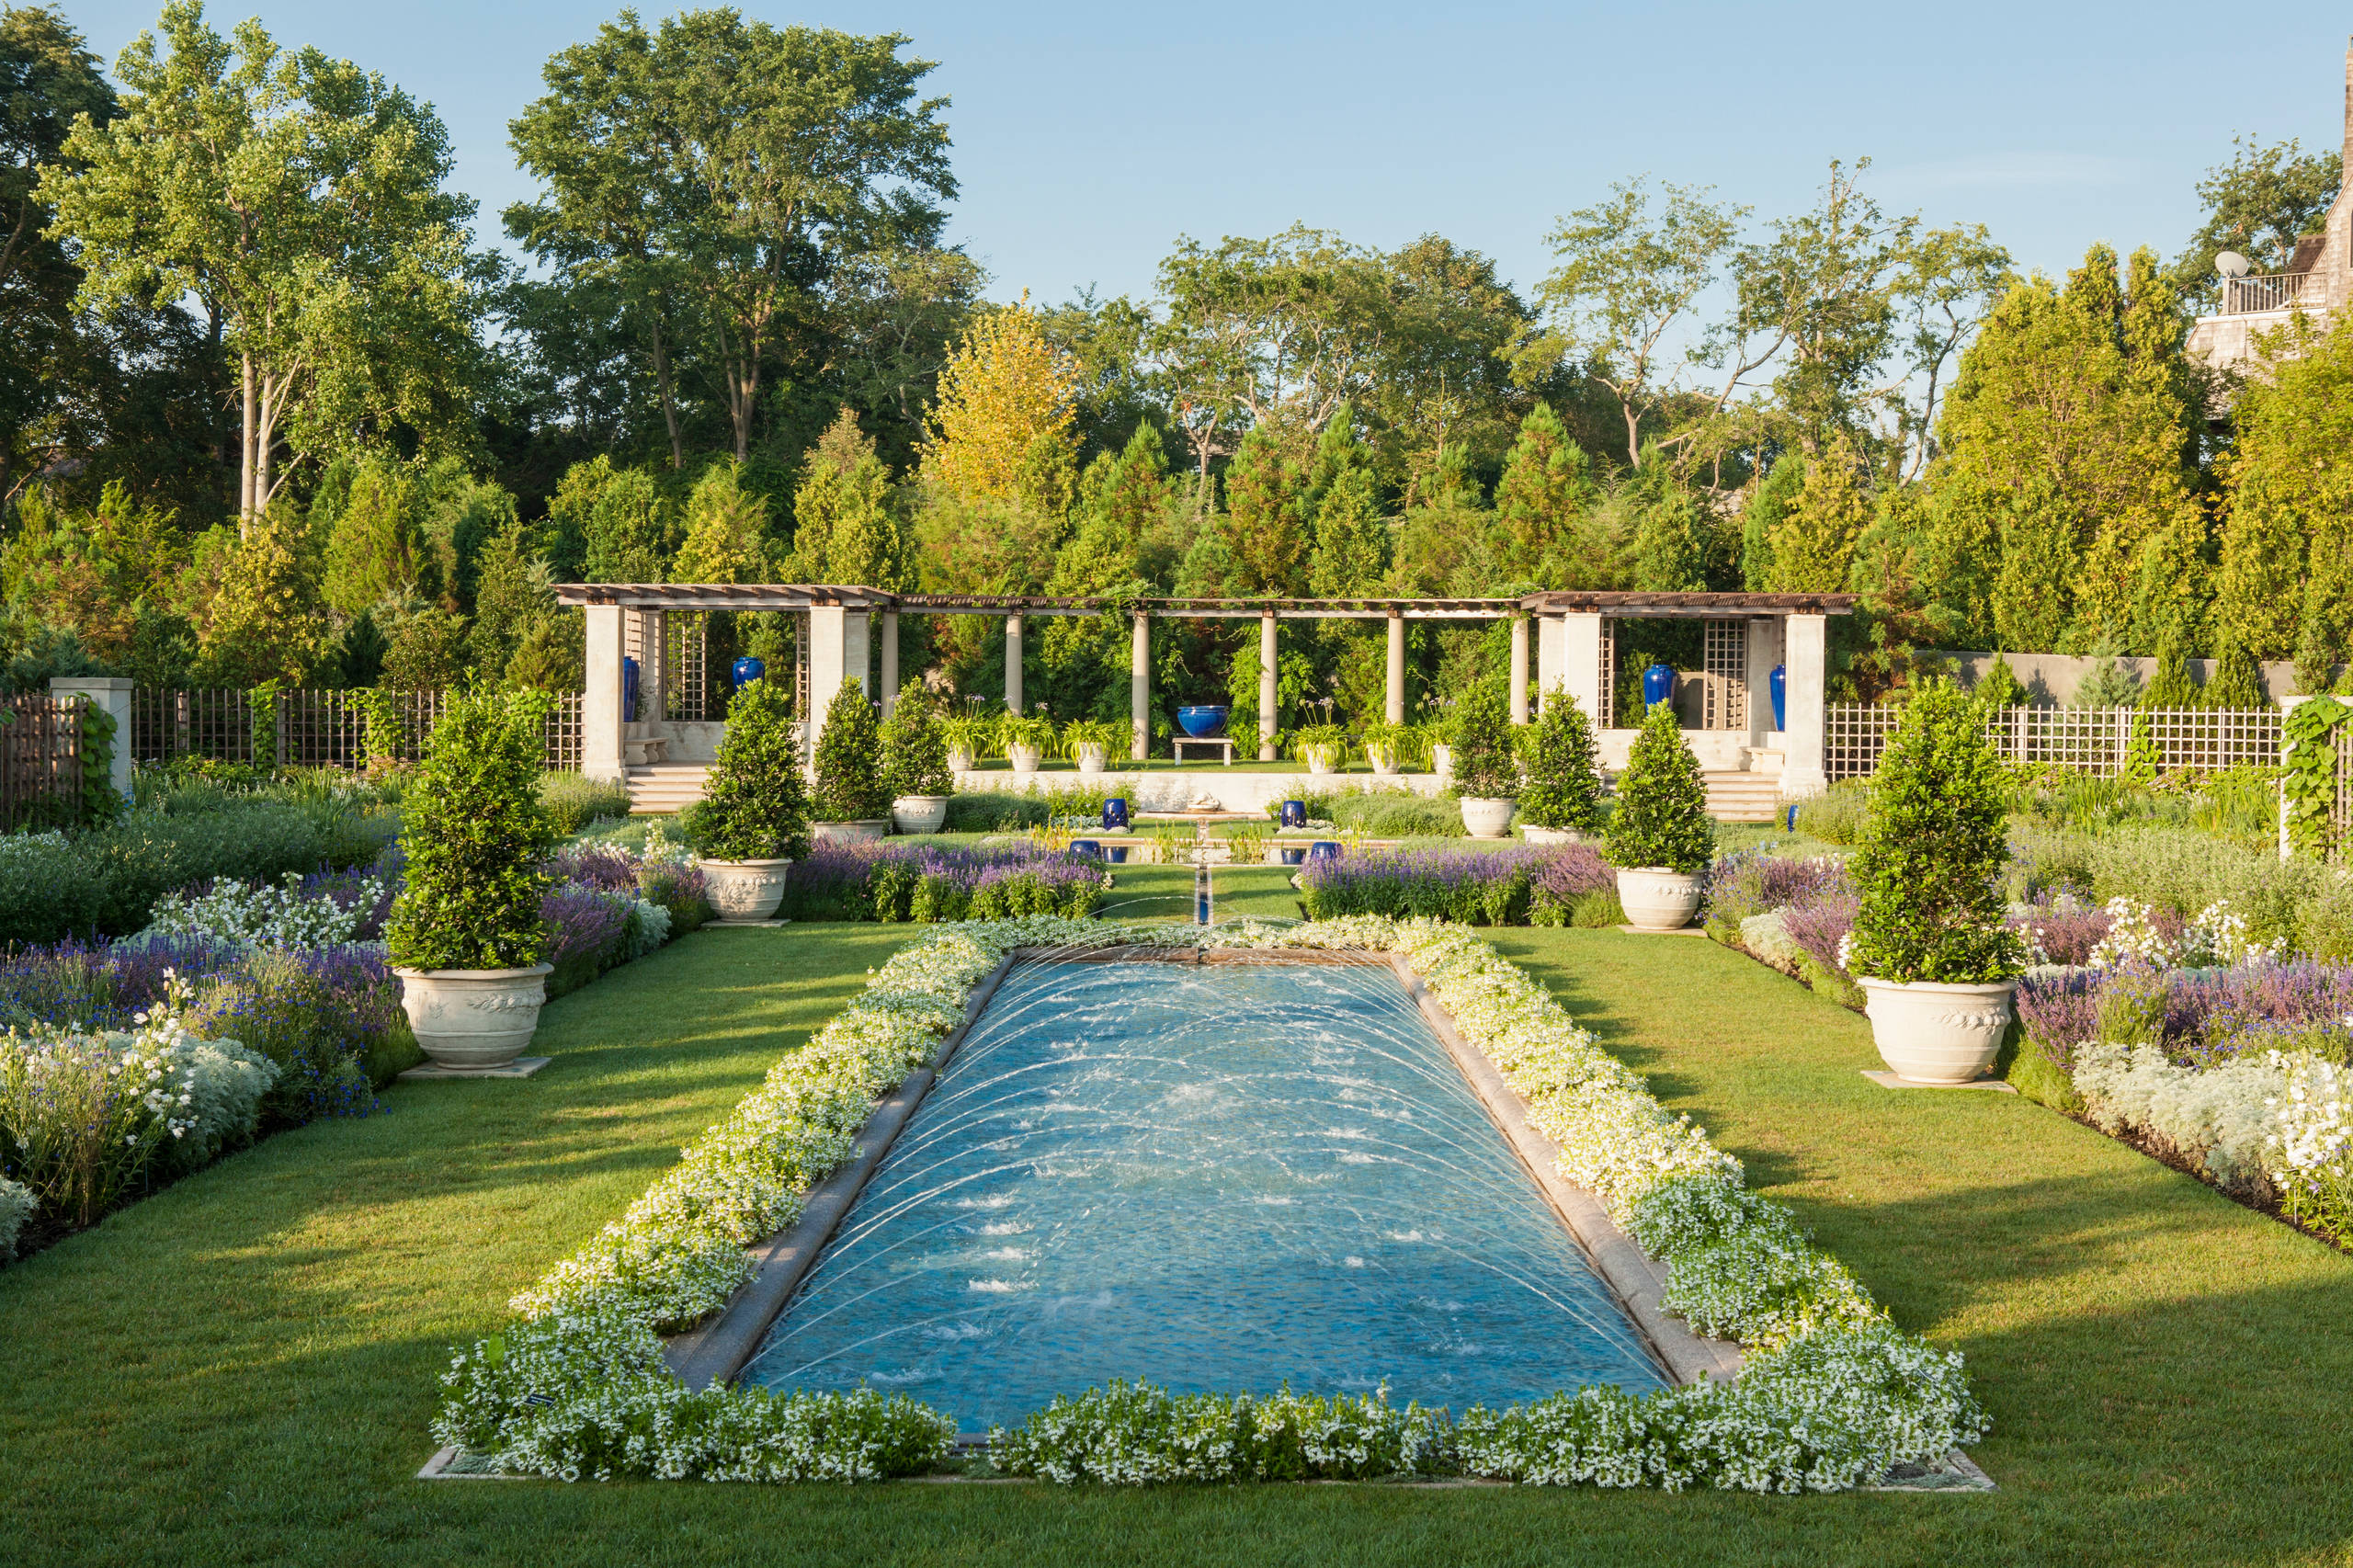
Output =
[{"x1": 664, "y1": 940, "x2": 1741, "y2": 1401}]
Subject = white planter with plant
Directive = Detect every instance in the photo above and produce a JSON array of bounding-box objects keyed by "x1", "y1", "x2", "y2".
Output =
[
  {"x1": 1602, "y1": 699, "x2": 1714, "y2": 930},
  {"x1": 387, "y1": 688, "x2": 563, "y2": 1070},
  {"x1": 999, "y1": 714, "x2": 1052, "y2": 778},
  {"x1": 1292, "y1": 723, "x2": 1350, "y2": 778},
  {"x1": 805, "y1": 679, "x2": 897, "y2": 845},
  {"x1": 1846, "y1": 681, "x2": 2026, "y2": 1085},
  {"x1": 1448, "y1": 684, "x2": 1520, "y2": 840},
  {"x1": 1431, "y1": 742, "x2": 1453, "y2": 778},
  {"x1": 681, "y1": 675, "x2": 808, "y2": 923},
  {"x1": 1060, "y1": 717, "x2": 1119, "y2": 778},
  {"x1": 880, "y1": 680, "x2": 955, "y2": 835},
  {"x1": 945, "y1": 746, "x2": 974, "y2": 774},
  {"x1": 1517, "y1": 685, "x2": 1605, "y2": 846},
  {"x1": 1362, "y1": 722, "x2": 1413, "y2": 778}
]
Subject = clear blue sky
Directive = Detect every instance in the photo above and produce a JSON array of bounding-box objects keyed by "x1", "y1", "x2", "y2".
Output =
[{"x1": 59, "y1": 0, "x2": 2353, "y2": 306}]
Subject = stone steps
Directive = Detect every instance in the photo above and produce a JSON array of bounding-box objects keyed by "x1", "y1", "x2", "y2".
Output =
[
  {"x1": 1701, "y1": 770, "x2": 1783, "y2": 824},
  {"x1": 625, "y1": 764, "x2": 710, "y2": 814}
]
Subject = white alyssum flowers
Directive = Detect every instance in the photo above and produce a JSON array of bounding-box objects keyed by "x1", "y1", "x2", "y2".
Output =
[
  {"x1": 445, "y1": 915, "x2": 1985, "y2": 1490},
  {"x1": 139, "y1": 871, "x2": 382, "y2": 950},
  {"x1": 2265, "y1": 1053, "x2": 2353, "y2": 1237}
]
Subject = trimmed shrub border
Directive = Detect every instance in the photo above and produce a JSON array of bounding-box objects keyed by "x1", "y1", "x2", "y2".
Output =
[{"x1": 428, "y1": 917, "x2": 1988, "y2": 1490}]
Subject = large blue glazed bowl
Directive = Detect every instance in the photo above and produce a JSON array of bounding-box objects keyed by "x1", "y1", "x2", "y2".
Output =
[{"x1": 1176, "y1": 705, "x2": 1231, "y2": 738}]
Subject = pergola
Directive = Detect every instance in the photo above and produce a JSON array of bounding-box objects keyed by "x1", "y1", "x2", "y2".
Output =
[{"x1": 554, "y1": 585, "x2": 1856, "y2": 796}]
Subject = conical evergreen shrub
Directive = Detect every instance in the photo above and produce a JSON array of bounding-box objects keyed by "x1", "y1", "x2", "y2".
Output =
[
  {"x1": 1518, "y1": 687, "x2": 1604, "y2": 832},
  {"x1": 1847, "y1": 680, "x2": 2024, "y2": 984},
  {"x1": 879, "y1": 681, "x2": 952, "y2": 798},
  {"x1": 1602, "y1": 701, "x2": 1712, "y2": 873},
  {"x1": 685, "y1": 676, "x2": 808, "y2": 860},
  {"x1": 811, "y1": 679, "x2": 891, "y2": 822},
  {"x1": 1449, "y1": 680, "x2": 1520, "y2": 800},
  {"x1": 386, "y1": 687, "x2": 557, "y2": 971}
]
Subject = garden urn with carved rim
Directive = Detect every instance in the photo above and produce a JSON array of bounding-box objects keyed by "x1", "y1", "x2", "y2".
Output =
[
  {"x1": 395, "y1": 964, "x2": 555, "y2": 1071},
  {"x1": 1614, "y1": 867, "x2": 1700, "y2": 930},
  {"x1": 699, "y1": 858, "x2": 793, "y2": 920},
  {"x1": 1855, "y1": 977, "x2": 2017, "y2": 1085}
]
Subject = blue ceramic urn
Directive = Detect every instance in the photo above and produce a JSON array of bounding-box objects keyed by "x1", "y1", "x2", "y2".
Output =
[
  {"x1": 1768, "y1": 664, "x2": 1787, "y2": 732},
  {"x1": 622, "y1": 655, "x2": 640, "y2": 721},
  {"x1": 731, "y1": 655, "x2": 766, "y2": 688},
  {"x1": 1279, "y1": 799, "x2": 1307, "y2": 829},
  {"x1": 1642, "y1": 663, "x2": 1675, "y2": 709},
  {"x1": 1070, "y1": 839, "x2": 1100, "y2": 860},
  {"x1": 1307, "y1": 840, "x2": 1341, "y2": 861},
  {"x1": 1102, "y1": 797, "x2": 1129, "y2": 830}
]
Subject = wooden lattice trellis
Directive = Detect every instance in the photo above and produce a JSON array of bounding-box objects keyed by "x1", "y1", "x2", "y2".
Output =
[
  {"x1": 1823, "y1": 704, "x2": 2285, "y2": 782},
  {"x1": 0, "y1": 696, "x2": 84, "y2": 827},
  {"x1": 1702, "y1": 619, "x2": 1747, "y2": 730},
  {"x1": 130, "y1": 688, "x2": 585, "y2": 771}
]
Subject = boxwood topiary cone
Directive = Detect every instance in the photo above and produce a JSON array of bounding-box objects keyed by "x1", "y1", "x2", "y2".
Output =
[{"x1": 1602, "y1": 700, "x2": 1712, "y2": 874}]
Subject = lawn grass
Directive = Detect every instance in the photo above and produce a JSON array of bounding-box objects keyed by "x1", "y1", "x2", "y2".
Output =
[{"x1": 5, "y1": 921, "x2": 2350, "y2": 1566}]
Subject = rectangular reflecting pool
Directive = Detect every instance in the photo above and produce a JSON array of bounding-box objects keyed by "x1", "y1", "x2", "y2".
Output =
[{"x1": 742, "y1": 958, "x2": 1666, "y2": 1426}]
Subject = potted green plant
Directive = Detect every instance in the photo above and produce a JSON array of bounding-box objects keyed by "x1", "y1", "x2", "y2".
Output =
[
  {"x1": 1291, "y1": 722, "x2": 1351, "y2": 775},
  {"x1": 880, "y1": 681, "x2": 954, "y2": 834},
  {"x1": 1423, "y1": 709, "x2": 1459, "y2": 778},
  {"x1": 1361, "y1": 721, "x2": 1415, "y2": 776},
  {"x1": 1449, "y1": 682, "x2": 1520, "y2": 838},
  {"x1": 939, "y1": 709, "x2": 995, "y2": 773},
  {"x1": 386, "y1": 687, "x2": 560, "y2": 1070},
  {"x1": 1001, "y1": 712, "x2": 1054, "y2": 774},
  {"x1": 809, "y1": 679, "x2": 892, "y2": 843},
  {"x1": 1847, "y1": 679, "x2": 2028, "y2": 1084},
  {"x1": 683, "y1": 676, "x2": 808, "y2": 918},
  {"x1": 1060, "y1": 716, "x2": 1120, "y2": 776},
  {"x1": 1602, "y1": 699, "x2": 1713, "y2": 927},
  {"x1": 1517, "y1": 687, "x2": 1604, "y2": 844}
]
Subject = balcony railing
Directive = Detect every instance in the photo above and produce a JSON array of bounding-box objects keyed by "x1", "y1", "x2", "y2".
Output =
[{"x1": 2221, "y1": 270, "x2": 2311, "y2": 314}]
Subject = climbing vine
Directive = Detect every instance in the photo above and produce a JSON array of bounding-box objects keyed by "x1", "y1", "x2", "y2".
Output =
[
  {"x1": 77, "y1": 699, "x2": 122, "y2": 830},
  {"x1": 2283, "y1": 697, "x2": 2351, "y2": 858}
]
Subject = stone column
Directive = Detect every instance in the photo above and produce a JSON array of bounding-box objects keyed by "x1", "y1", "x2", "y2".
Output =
[
  {"x1": 1258, "y1": 610, "x2": 1279, "y2": 762},
  {"x1": 1385, "y1": 610, "x2": 1405, "y2": 725},
  {"x1": 1508, "y1": 616, "x2": 1530, "y2": 724},
  {"x1": 1005, "y1": 613, "x2": 1024, "y2": 714},
  {"x1": 1537, "y1": 615, "x2": 1567, "y2": 713},
  {"x1": 582, "y1": 605, "x2": 627, "y2": 781},
  {"x1": 49, "y1": 676, "x2": 132, "y2": 801},
  {"x1": 844, "y1": 612, "x2": 870, "y2": 699},
  {"x1": 807, "y1": 604, "x2": 853, "y2": 764},
  {"x1": 1745, "y1": 617, "x2": 1780, "y2": 748},
  {"x1": 1781, "y1": 612, "x2": 1829, "y2": 798},
  {"x1": 879, "y1": 609, "x2": 900, "y2": 716},
  {"x1": 1563, "y1": 612, "x2": 1607, "y2": 727},
  {"x1": 1131, "y1": 610, "x2": 1151, "y2": 762}
]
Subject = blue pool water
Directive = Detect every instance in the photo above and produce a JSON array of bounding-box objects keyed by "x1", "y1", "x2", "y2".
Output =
[{"x1": 741, "y1": 959, "x2": 1665, "y2": 1426}]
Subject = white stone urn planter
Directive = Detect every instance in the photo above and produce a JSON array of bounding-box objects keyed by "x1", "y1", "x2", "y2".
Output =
[
  {"x1": 1303, "y1": 744, "x2": 1342, "y2": 775},
  {"x1": 396, "y1": 963, "x2": 555, "y2": 1071},
  {"x1": 1366, "y1": 744, "x2": 1399, "y2": 776},
  {"x1": 1074, "y1": 743, "x2": 1108, "y2": 776},
  {"x1": 1519, "y1": 824, "x2": 1580, "y2": 845},
  {"x1": 1431, "y1": 744, "x2": 1453, "y2": 778},
  {"x1": 1857, "y1": 977, "x2": 2017, "y2": 1085},
  {"x1": 810, "y1": 819, "x2": 890, "y2": 846},
  {"x1": 700, "y1": 858, "x2": 792, "y2": 921},
  {"x1": 1007, "y1": 744, "x2": 1042, "y2": 775},
  {"x1": 1616, "y1": 867, "x2": 1701, "y2": 931},
  {"x1": 891, "y1": 795, "x2": 950, "y2": 835},
  {"x1": 1461, "y1": 797, "x2": 1517, "y2": 839},
  {"x1": 946, "y1": 746, "x2": 975, "y2": 774}
]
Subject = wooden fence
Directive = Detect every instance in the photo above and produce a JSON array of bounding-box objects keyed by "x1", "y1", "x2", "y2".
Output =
[
  {"x1": 1824, "y1": 704, "x2": 2286, "y2": 783},
  {"x1": 129, "y1": 688, "x2": 585, "y2": 772},
  {"x1": 0, "y1": 695, "x2": 85, "y2": 828}
]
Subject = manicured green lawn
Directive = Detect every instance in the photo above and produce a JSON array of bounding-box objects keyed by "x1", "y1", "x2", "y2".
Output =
[{"x1": 5, "y1": 920, "x2": 2350, "y2": 1566}]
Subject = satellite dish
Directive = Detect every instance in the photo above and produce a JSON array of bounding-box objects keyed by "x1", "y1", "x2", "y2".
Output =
[{"x1": 2216, "y1": 250, "x2": 2253, "y2": 278}]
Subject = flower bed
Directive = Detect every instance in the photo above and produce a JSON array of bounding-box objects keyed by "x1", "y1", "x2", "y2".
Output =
[
  {"x1": 1298, "y1": 844, "x2": 1624, "y2": 926},
  {"x1": 437, "y1": 916, "x2": 1985, "y2": 1490},
  {"x1": 775, "y1": 842, "x2": 1107, "y2": 924},
  {"x1": 0, "y1": 838, "x2": 708, "y2": 1266}
]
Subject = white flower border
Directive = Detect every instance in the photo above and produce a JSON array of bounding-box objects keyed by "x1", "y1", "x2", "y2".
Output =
[{"x1": 435, "y1": 915, "x2": 1984, "y2": 1489}]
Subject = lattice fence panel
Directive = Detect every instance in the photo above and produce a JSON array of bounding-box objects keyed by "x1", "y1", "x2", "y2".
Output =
[
  {"x1": 1703, "y1": 619, "x2": 1746, "y2": 730},
  {"x1": 0, "y1": 696, "x2": 83, "y2": 827},
  {"x1": 131, "y1": 688, "x2": 585, "y2": 772},
  {"x1": 1824, "y1": 703, "x2": 1899, "y2": 780},
  {"x1": 1825, "y1": 704, "x2": 2282, "y2": 781},
  {"x1": 1597, "y1": 618, "x2": 1616, "y2": 729},
  {"x1": 543, "y1": 693, "x2": 584, "y2": 769},
  {"x1": 2336, "y1": 723, "x2": 2352, "y2": 858}
]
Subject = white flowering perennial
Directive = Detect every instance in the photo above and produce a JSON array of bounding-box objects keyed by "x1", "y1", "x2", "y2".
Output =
[
  {"x1": 2265, "y1": 1054, "x2": 2353, "y2": 1241},
  {"x1": 0, "y1": 1177, "x2": 32, "y2": 1260},
  {"x1": 438, "y1": 915, "x2": 1985, "y2": 1489},
  {"x1": 2084, "y1": 896, "x2": 2285, "y2": 972},
  {"x1": 138, "y1": 871, "x2": 382, "y2": 949}
]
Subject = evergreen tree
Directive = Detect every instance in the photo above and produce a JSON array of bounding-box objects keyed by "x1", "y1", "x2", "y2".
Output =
[
  {"x1": 1768, "y1": 434, "x2": 1870, "y2": 592},
  {"x1": 1222, "y1": 425, "x2": 1311, "y2": 595},
  {"x1": 1517, "y1": 688, "x2": 1603, "y2": 831},
  {"x1": 2142, "y1": 637, "x2": 2200, "y2": 709},
  {"x1": 1601, "y1": 699, "x2": 1712, "y2": 874},
  {"x1": 1308, "y1": 465, "x2": 1388, "y2": 597},
  {"x1": 2070, "y1": 655, "x2": 2142, "y2": 710},
  {"x1": 1972, "y1": 655, "x2": 2024, "y2": 709},
  {"x1": 1490, "y1": 403, "x2": 1595, "y2": 584},
  {"x1": 925, "y1": 296, "x2": 1077, "y2": 506},
  {"x1": 809, "y1": 679, "x2": 889, "y2": 822},
  {"x1": 1390, "y1": 442, "x2": 1487, "y2": 595},
  {"x1": 1741, "y1": 453, "x2": 1803, "y2": 591},
  {"x1": 1990, "y1": 479, "x2": 2075, "y2": 654},
  {"x1": 2216, "y1": 311, "x2": 2353, "y2": 662},
  {"x1": 790, "y1": 409, "x2": 911, "y2": 589},
  {"x1": 1632, "y1": 485, "x2": 1706, "y2": 592},
  {"x1": 189, "y1": 506, "x2": 332, "y2": 686},
  {"x1": 468, "y1": 519, "x2": 554, "y2": 674},
  {"x1": 2203, "y1": 634, "x2": 2266, "y2": 710},
  {"x1": 672, "y1": 461, "x2": 776, "y2": 585},
  {"x1": 574, "y1": 459, "x2": 677, "y2": 582},
  {"x1": 324, "y1": 457, "x2": 435, "y2": 615}
]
